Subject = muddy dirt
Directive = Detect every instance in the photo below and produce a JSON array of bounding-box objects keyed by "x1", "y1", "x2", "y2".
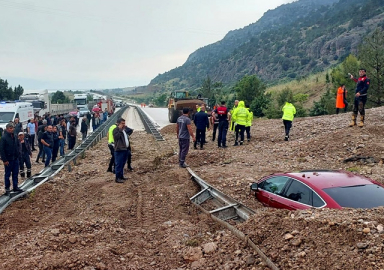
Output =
[{"x1": 1, "y1": 107, "x2": 384, "y2": 269}]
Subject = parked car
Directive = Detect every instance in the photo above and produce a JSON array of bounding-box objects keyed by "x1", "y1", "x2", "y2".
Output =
[
  {"x1": 79, "y1": 108, "x2": 90, "y2": 117},
  {"x1": 250, "y1": 170, "x2": 384, "y2": 209}
]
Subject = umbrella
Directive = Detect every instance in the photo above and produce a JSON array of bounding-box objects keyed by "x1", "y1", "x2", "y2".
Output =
[{"x1": 69, "y1": 111, "x2": 77, "y2": 116}]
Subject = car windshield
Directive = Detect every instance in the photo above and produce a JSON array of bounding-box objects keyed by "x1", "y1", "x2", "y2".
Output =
[
  {"x1": 323, "y1": 184, "x2": 384, "y2": 208},
  {"x1": 0, "y1": 112, "x2": 15, "y2": 123}
]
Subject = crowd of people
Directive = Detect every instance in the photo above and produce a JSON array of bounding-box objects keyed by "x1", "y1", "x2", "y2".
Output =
[
  {"x1": 177, "y1": 69, "x2": 370, "y2": 168},
  {"x1": 0, "y1": 107, "x2": 110, "y2": 195}
]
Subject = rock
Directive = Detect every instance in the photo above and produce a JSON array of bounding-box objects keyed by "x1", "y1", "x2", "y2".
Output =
[
  {"x1": 291, "y1": 238, "x2": 302, "y2": 247},
  {"x1": 234, "y1": 249, "x2": 242, "y2": 255},
  {"x1": 202, "y1": 242, "x2": 217, "y2": 254},
  {"x1": 298, "y1": 251, "x2": 306, "y2": 257},
  {"x1": 191, "y1": 258, "x2": 206, "y2": 270},
  {"x1": 291, "y1": 230, "x2": 300, "y2": 235},
  {"x1": 357, "y1": 242, "x2": 369, "y2": 249},
  {"x1": 245, "y1": 255, "x2": 255, "y2": 265},
  {"x1": 68, "y1": 237, "x2": 77, "y2": 244},
  {"x1": 284, "y1": 233, "x2": 294, "y2": 240},
  {"x1": 183, "y1": 247, "x2": 203, "y2": 262},
  {"x1": 377, "y1": 225, "x2": 383, "y2": 232},
  {"x1": 363, "y1": 228, "x2": 371, "y2": 234},
  {"x1": 51, "y1": 229, "x2": 60, "y2": 236}
]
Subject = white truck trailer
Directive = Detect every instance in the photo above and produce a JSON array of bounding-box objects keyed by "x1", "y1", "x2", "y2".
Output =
[{"x1": 20, "y1": 90, "x2": 76, "y2": 116}]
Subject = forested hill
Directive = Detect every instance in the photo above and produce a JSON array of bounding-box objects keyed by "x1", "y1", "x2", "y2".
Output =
[{"x1": 147, "y1": 0, "x2": 384, "y2": 92}]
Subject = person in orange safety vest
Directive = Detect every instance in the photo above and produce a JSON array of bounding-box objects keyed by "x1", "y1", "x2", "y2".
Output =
[{"x1": 336, "y1": 84, "x2": 348, "y2": 114}]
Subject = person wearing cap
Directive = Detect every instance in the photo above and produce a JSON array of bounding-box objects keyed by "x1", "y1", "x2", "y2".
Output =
[
  {"x1": 0, "y1": 123, "x2": 23, "y2": 195},
  {"x1": 18, "y1": 132, "x2": 32, "y2": 178}
]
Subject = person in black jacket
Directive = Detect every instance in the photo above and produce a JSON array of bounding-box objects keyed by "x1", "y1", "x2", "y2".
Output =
[
  {"x1": 124, "y1": 126, "x2": 134, "y2": 171},
  {"x1": 113, "y1": 118, "x2": 129, "y2": 183},
  {"x1": 68, "y1": 121, "x2": 77, "y2": 150},
  {"x1": 193, "y1": 105, "x2": 210, "y2": 150},
  {"x1": 0, "y1": 123, "x2": 23, "y2": 195},
  {"x1": 349, "y1": 69, "x2": 370, "y2": 127},
  {"x1": 18, "y1": 132, "x2": 32, "y2": 178},
  {"x1": 51, "y1": 126, "x2": 60, "y2": 162},
  {"x1": 41, "y1": 125, "x2": 54, "y2": 167},
  {"x1": 80, "y1": 117, "x2": 88, "y2": 141},
  {"x1": 13, "y1": 118, "x2": 23, "y2": 135},
  {"x1": 36, "y1": 121, "x2": 47, "y2": 163}
]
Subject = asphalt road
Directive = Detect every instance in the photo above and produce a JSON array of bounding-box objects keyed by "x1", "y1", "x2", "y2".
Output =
[{"x1": 141, "y1": 107, "x2": 170, "y2": 128}]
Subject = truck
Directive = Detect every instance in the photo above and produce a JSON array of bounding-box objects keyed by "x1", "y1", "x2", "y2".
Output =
[
  {"x1": 167, "y1": 90, "x2": 209, "y2": 123},
  {"x1": 73, "y1": 94, "x2": 88, "y2": 110},
  {"x1": 0, "y1": 101, "x2": 34, "y2": 132},
  {"x1": 19, "y1": 90, "x2": 76, "y2": 117}
]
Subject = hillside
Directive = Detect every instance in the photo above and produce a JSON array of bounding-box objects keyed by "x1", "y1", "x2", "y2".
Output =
[{"x1": 147, "y1": 0, "x2": 384, "y2": 92}]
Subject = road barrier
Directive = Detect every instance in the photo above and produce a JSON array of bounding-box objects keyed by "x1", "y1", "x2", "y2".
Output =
[
  {"x1": 0, "y1": 106, "x2": 128, "y2": 214},
  {"x1": 134, "y1": 106, "x2": 165, "y2": 141}
]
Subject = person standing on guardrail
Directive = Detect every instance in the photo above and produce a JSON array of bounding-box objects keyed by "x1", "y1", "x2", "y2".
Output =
[
  {"x1": 0, "y1": 123, "x2": 23, "y2": 195},
  {"x1": 177, "y1": 108, "x2": 196, "y2": 168},
  {"x1": 41, "y1": 125, "x2": 54, "y2": 167},
  {"x1": 51, "y1": 126, "x2": 60, "y2": 162},
  {"x1": 18, "y1": 132, "x2": 32, "y2": 178},
  {"x1": 113, "y1": 118, "x2": 129, "y2": 183}
]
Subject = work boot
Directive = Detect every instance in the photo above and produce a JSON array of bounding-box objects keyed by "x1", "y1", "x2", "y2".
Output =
[
  {"x1": 285, "y1": 136, "x2": 289, "y2": 141},
  {"x1": 349, "y1": 114, "x2": 357, "y2": 127},
  {"x1": 358, "y1": 115, "x2": 364, "y2": 128},
  {"x1": 20, "y1": 171, "x2": 25, "y2": 178},
  {"x1": 27, "y1": 171, "x2": 31, "y2": 178},
  {"x1": 233, "y1": 141, "x2": 239, "y2": 146},
  {"x1": 4, "y1": 189, "x2": 10, "y2": 196},
  {"x1": 239, "y1": 141, "x2": 243, "y2": 145},
  {"x1": 115, "y1": 178, "x2": 124, "y2": 183}
]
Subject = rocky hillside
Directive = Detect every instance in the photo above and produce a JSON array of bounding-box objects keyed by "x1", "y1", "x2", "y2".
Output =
[{"x1": 148, "y1": 0, "x2": 384, "y2": 92}]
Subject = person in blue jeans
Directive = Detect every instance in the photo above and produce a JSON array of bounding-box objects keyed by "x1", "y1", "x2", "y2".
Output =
[
  {"x1": 58, "y1": 119, "x2": 66, "y2": 157},
  {"x1": 113, "y1": 118, "x2": 129, "y2": 183},
  {"x1": 40, "y1": 125, "x2": 54, "y2": 167},
  {"x1": 0, "y1": 123, "x2": 23, "y2": 195}
]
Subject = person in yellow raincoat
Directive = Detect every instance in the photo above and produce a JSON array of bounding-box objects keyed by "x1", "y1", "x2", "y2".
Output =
[{"x1": 282, "y1": 101, "x2": 296, "y2": 141}]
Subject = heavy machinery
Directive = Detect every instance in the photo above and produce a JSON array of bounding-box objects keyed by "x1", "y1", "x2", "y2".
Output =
[{"x1": 167, "y1": 90, "x2": 208, "y2": 123}]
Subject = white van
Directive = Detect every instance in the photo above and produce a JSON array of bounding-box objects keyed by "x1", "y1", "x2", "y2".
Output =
[{"x1": 0, "y1": 101, "x2": 34, "y2": 132}]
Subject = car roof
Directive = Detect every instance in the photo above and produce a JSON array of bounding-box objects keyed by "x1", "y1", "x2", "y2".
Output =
[{"x1": 282, "y1": 170, "x2": 375, "y2": 190}]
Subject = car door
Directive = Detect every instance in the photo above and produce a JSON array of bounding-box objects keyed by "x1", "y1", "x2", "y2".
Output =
[
  {"x1": 256, "y1": 176, "x2": 291, "y2": 208},
  {"x1": 281, "y1": 179, "x2": 324, "y2": 210}
]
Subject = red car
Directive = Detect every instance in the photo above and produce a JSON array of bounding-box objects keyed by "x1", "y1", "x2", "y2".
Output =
[{"x1": 250, "y1": 170, "x2": 384, "y2": 209}]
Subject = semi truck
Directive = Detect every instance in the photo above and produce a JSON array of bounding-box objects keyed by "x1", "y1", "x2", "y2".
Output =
[
  {"x1": 73, "y1": 94, "x2": 88, "y2": 110},
  {"x1": 19, "y1": 90, "x2": 76, "y2": 116}
]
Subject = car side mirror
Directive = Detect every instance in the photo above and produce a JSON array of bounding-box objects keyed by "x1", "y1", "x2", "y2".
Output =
[{"x1": 250, "y1": 183, "x2": 258, "y2": 192}]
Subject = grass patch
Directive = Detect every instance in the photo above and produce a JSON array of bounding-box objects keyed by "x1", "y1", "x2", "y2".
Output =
[
  {"x1": 185, "y1": 238, "x2": 200, "y2": 247},
  {"x1": 347, "y1": 166, "x2": 359, "y2": 172}
]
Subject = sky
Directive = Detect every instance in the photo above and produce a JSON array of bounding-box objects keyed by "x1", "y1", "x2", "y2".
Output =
[{"x1": 0, "y1": 0, "x2": 294, "y2": 90}]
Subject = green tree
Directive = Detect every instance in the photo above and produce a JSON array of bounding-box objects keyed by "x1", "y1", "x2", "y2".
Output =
[
  {"x1": 154, "y1": 93, "x2": 167, "y2": 107},
  {"x1": 234, "y1": 75, "x2": 266, "y2": 107},
  {"x1": 199, "y1": 76, "x2": 222, "y2": 107},
  {"x1": 309, "y1": 89, "x2": 335, "y2": 116},
  {"x1": 358, "y1": 28, "x2": 384, "y2": 106},
  {"x1": 51, "y1": 91, "x2": 70, "y2": 104},
  {"x1": 14, "y1": 85, "x2": 24, "y2": 100}
]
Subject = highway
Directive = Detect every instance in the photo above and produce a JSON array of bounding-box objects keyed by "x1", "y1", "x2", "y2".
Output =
[{"x1": 139, "y1": 107, "x2": 170, "y2": 129}]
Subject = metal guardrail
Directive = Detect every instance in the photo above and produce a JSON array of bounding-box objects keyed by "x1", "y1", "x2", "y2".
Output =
[
  {"x1": 134, "y1": 106, "x2": 165, "y2": 141},
  {"x1": 0, "y1": 106, "x2": 128, "y2": 214},
  {"x1": 187, "y1": 167, "x2": 279, "y2": 270}
]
